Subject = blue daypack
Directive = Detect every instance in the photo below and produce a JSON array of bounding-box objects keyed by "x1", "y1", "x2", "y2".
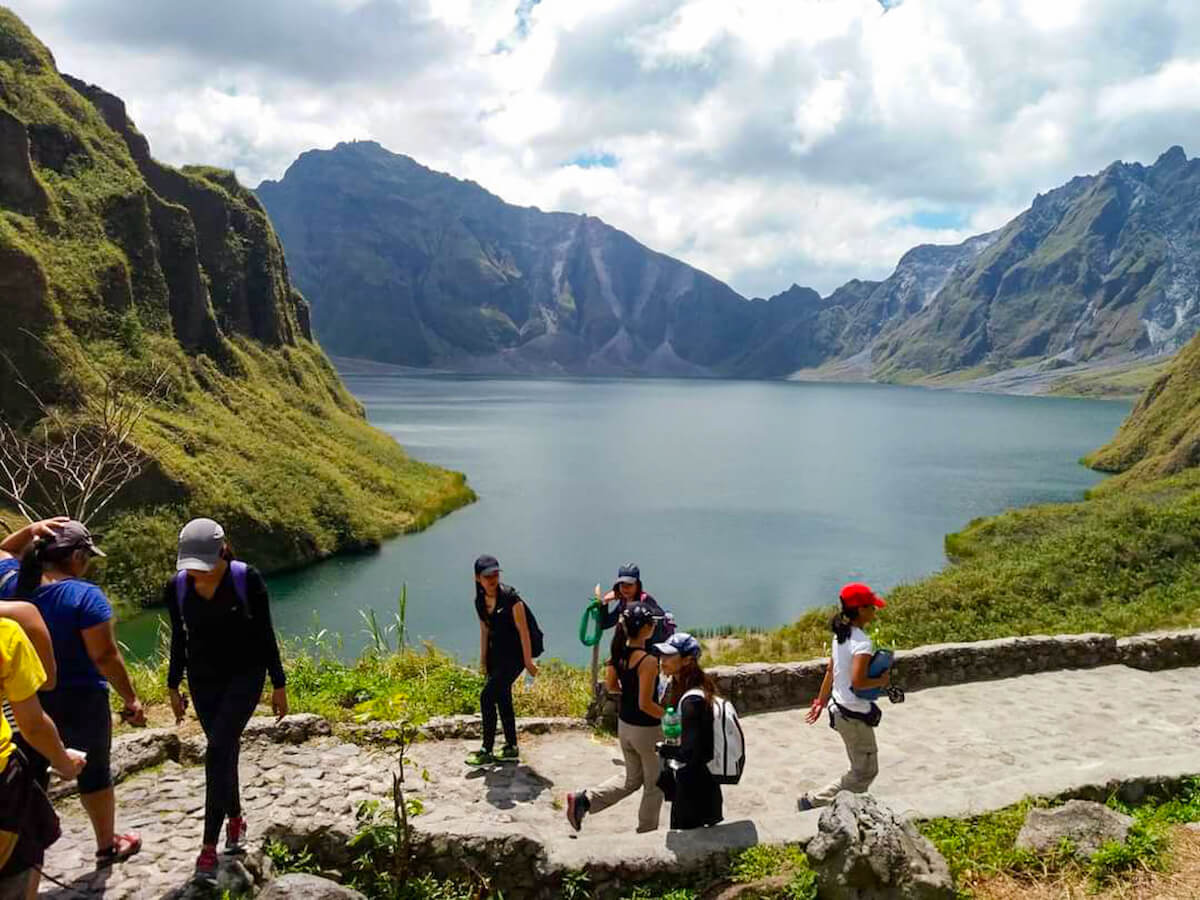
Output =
[
  {"x1": 852, "y1": 649, "x2": 894, "y2": 701},
  {"x1": 172, "y1": 560, "x2": 250, "y2": 633}
]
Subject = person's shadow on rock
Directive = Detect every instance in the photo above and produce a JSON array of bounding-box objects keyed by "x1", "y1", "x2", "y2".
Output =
[
  {"x1": 40, "y1": 864, "x2": 113, "y2": 899},
  {"x1": 465, "y1": 763, "x2": 553, "y2": 810}
]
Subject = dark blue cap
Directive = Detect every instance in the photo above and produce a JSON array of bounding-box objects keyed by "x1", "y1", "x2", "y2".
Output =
[
  {"x1": 616, "y1": 563, "x2": 640, "y2": 584},
  {"x1": 621, "y1": 601, "x2": 655, "y2": 634},
  {"x1": 474, "y1": 554, "x2": 500, "y2": 576}
]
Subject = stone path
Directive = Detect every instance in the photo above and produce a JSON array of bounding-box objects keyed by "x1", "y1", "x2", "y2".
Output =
[{"x1": 41, "y1": 665, "x2": 1200, "y2": 897}]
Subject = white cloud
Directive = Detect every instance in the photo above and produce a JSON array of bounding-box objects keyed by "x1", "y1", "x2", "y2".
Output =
[{"x1": 9, "y1": 0, "x2": 1200, "y2": 298}]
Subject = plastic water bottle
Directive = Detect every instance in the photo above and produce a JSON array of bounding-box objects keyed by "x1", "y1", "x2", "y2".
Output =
[{"x1": 662, "y1": 706, "x2": 682, "y2": 745}]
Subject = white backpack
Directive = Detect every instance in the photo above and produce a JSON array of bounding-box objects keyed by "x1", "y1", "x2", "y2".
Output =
[{"x1": 682, "y1": 689, "x2": 746, "y2": 785}]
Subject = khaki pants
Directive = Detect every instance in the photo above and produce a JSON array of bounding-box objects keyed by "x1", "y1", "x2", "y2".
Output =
[
  {"x1": 586, "y1": 720, "x2": 663, "y2": 832},
  {"x1": 809, "y1": 708, "x2": 879, "y2": 807}
]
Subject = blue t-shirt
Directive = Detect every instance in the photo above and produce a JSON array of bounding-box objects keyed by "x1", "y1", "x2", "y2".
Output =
[{"x1": 0, "y1": 558, "x2": 112, "y2": 691}]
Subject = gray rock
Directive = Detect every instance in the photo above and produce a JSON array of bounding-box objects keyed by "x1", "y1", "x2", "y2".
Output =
[
  {"x1": 245, "y1": 714, "x2": 332, "y2": 744},
  {"x1": 258, "y1": 874, "x2": 366, "y2": 900},
  {"x1": 806, "y1": 793, "x2": 954, "y2": 900},
  {"x1": 1015, "y1": 800, "x2": 1134, "y2": 860}
]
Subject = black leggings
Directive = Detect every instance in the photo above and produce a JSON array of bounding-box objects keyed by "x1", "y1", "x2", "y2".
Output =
[
  {"x1": 480, "y1": 661, "x2": 523, "y2": 752},
  {"x1": 189, "y1": 669, "x2": 264, "y2": 845}
]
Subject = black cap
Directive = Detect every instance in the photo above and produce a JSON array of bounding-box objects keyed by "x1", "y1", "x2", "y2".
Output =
[
  {"x1": 621, "y1": 601, "x2": 655, "y2": 634},
  {"x1": 616, "y1": 563, "x2": 640, "y2": 584},
  {"x1": 47, "y1": 521, "x2": 106, "y2": 558},
  {"x1": 474, "y1": 554, "x2": 500, "y2": 576}
]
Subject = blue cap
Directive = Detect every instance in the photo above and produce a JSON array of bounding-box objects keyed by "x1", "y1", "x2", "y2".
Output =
[
  {"x1": 474, "y1": 554, "x2": 500, "y2": 576},
  {"x1": 654, "y1": 631, "x2": 701, "y2": 659},
  {"x1": 616, "y1": 563, "x2": 640, "y2": 584},
  {"x1": 621, "y1": 601, "x2": 655, "y2": 634}
]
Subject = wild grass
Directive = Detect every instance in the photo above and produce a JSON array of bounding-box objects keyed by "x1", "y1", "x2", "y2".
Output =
[{"x1": 919, "y1": 778, "x2": 1200, "y2": 897}]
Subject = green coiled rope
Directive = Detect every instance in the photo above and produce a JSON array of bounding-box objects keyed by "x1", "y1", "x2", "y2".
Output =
[{"x1": 579, "y1": 600, "x2": 604, "y2": 647}]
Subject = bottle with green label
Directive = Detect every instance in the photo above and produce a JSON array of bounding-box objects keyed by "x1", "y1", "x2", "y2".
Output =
[{"x1": 662, "y1": 706, "x2": 681, "y2": 745}]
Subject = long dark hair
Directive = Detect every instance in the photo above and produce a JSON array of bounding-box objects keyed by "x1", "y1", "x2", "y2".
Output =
[
  {"x1": 16, "y1": 537, "x2": 76, "y2": 597},
  {"x1": 830, "y1": 602, "x2": 863, "y2": 644},
  {"x1": 667, "y1": 656, "x2": 716, "y2": 707}
]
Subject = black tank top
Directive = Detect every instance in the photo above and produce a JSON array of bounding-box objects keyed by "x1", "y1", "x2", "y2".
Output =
[{"x1": 618, "y1": 648, "x2": 660, "y2": 727}]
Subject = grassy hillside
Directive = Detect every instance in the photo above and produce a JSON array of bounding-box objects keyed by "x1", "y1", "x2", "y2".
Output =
[{"x1": 0, "y1": 9, "x2": 473, "y2": 612}]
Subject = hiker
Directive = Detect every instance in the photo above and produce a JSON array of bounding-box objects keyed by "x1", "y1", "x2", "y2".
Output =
[
  {"x1": 597, "y1": 564, "x2": 675, "y2": 647},
  {"x1": 468, "y1": 555, "x2": 539, "y2": 766},
  {"x1": 0, "y1": 520, "x2": 145, "y2": 867},
  {"x1": 567, "y1": 602, "x2": 664, "y2": 833},
  {"x1": 798, "y1": 582, "x2": 890, "y2": 811},
  {"x1": 655, "y1": 632, "x2": 723, "y2": 830},
  {"x1": 164, "y1": 518, "x2": 288, "y2": 879},
  {"x1": 0, "y1": 616, "x2": 87, "y2": 900}
]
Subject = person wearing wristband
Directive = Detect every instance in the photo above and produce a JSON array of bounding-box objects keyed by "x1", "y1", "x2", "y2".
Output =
[
  {"x1": 798, "y1": 582, "x2": 890, "y2": 811},
  {"x1": 0, "y1": 519, "x2": 144, "y2": 866},
  {"x1": 0, "y1": 616, "x2": 87, "y2": 900},
  {"x1": 165, "y1": 518, "x2": 288, "y2": 880}
]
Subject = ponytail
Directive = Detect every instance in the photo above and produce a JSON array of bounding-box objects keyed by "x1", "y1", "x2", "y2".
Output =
[
  {"x1": 609, "y1": 621, "x2": 628, "y2": 671},
  {"x1": 15, "y1": 540, "x2": 65, "y2": 602},
  {"x1": 830, "y1": 603, "x2": 861, "y2": 644}
]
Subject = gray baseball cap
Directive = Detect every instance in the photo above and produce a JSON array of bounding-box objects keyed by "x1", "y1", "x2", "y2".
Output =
[
  {"x1": 176, "y1": 518, "x2": 226, "y2": 572},
  {"x1": 47, "y1": 520, "x2": 106, "y2": 558}
]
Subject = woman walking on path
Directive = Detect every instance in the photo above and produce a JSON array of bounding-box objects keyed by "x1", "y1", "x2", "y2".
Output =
[
  {"x1": 566, "y1": 602, "x2": 664, "y2": 833},
  {"x1": 798, "y1": 582, "x2": 890, "y2": 811},
  {"x1": 654, "y1": 632, "x2": 723, "y2": 830},
  {"x1": 0, "y1": 617, "x2": 86, "y2": 900},
  {"x1": 0, "y1": 519, "x2": 145, "y2": 867},
  {"x1": 467, "y1": 555, "x2": 538, "y2": 766},
  {"x1": 165, "y1": 518, "x2": 288, "y2": 879}
]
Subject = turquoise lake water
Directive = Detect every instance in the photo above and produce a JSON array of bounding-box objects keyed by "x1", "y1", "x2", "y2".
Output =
[{"x1": 120, "y1": 376, "x2": 1130, "y2": 664}]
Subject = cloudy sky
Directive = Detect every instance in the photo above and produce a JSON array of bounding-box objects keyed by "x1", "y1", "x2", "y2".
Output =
[{"x1": 12, "y1": 0, "x2": 1200, "y2": 298}]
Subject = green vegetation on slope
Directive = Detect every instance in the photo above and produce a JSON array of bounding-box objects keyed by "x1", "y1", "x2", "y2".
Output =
[
  {"x1": 0, "y1": 9, "x2": 473, "y2": 613},
  {"x1": 709, "y1": 466, "x2": 1200, "y2": 666}
]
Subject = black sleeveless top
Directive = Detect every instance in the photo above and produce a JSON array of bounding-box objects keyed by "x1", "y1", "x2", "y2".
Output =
[{"x1": 618, "y1": 647, "x2": 660, "y2": 727}]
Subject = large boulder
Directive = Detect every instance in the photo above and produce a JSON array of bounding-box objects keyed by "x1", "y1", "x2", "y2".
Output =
[
  {"x1": 1015, "y1": 800, "x2": 1133, "y2": 860},
  {"x1": 258, "y1": 873, "x2": 366, "y2": 900},
  {"x1": 806, "y1": 793, "x2": 954, "y2": 900}
]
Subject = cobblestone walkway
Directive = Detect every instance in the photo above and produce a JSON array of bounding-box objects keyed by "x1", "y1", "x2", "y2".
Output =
[{"x1": 41, "y1": 665, "x2": 1200, "y2": 898}]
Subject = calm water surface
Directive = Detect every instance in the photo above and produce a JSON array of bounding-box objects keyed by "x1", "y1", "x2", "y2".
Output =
[{"x1": 121, "y1": 376, "x2": 1130, "y2": 663}]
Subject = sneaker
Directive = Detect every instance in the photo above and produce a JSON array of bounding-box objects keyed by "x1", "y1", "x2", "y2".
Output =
[
  {"x1": 566, "y1": 791, "x2": 588, "y2": 832},
  {"x1": 225, "y1": 816, "x2": 247, "y2": 855},
  {"x1": 465, "y1": 748, "x2": 496, "y2": 766},
  {"x1": 797, "y1": 795, "x2": 814, "y2": 812},
  {"x1": 497, "y1": 744, "x2": 520, "y2": 762},
  {"x1": 195, "y1": 846, "x2": 219, "y2": 880}
]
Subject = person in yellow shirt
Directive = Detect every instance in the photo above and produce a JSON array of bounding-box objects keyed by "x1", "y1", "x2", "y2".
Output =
[{"x1": 0, "y1": 618, "x2": 85, "y2": 900}]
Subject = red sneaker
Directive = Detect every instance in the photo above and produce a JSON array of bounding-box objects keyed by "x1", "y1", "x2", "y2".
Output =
[
  {"x1": 195, "y1": 846, "x2": 219, "y2": 880},
  {"x1": 225, "y1": 817, "x2": 247, "y2": 855}
]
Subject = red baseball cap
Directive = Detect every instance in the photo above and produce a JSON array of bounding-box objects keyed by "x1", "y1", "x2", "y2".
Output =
[{"x1": 839, "y1": 582, "x2": 886, "y2": 608}]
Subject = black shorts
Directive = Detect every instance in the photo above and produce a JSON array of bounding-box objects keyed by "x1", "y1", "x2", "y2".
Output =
[{"x1": 18, "y1": 688, "x2": 112, "y2": 795}]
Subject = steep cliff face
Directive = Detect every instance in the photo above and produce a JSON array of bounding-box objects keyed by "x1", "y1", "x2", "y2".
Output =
[
  {"x1": 874, "y1": 148, "x2": 1200, "y2": 379},
  {"x1": 0, "y1": 9, "x2": 471, "y2": 607}
]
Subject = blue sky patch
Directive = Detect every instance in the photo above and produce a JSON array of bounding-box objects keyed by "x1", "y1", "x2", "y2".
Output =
[
  {"x1": 566, "y1": 152, "x2": 619, "y2": 169},
  {"x1": 909, "y1": 209, "x2": 969, "y2": 230}
]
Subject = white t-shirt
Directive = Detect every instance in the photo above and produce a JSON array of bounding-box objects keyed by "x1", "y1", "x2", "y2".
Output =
[{"x1": 831, "y1": 627, "x2": 874, "y2": 714}]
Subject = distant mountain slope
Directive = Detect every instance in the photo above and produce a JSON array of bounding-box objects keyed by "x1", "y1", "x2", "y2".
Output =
[
  {"x1": 259, "y1": 140, "x2": 1199, "y2": 388},
  {"x1": 874, "y1": 148, "x2": 1200, "y2": 381}
]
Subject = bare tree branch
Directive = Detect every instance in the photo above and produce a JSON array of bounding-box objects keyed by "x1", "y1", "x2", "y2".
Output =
[{"x1": 0, "y1": 336, "x2": 171, "y2": 526}]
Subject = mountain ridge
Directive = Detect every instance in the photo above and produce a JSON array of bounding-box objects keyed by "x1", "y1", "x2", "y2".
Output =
[{"x1": 258, "y1": 140, "x2": 1200, "y2": 389}]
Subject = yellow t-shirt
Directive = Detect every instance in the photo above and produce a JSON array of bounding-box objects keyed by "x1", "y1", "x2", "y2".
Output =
[{"x1": 0, "y1": 617, "x2": 46, "y2": 768}]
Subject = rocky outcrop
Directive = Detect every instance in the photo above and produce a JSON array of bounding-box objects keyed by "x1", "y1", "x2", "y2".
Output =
[
  {"x1": 806, "y1": 793, "x2": 954, "y2": 899},
  {"x1": 258, "y1": 874, "x2": 366, "y2": 900},
  {"x1": 0, "y1": 108, "x2": 47, "y2": 214},
  {"x1": 1015, "y1": 800, "x2": 1134, "y2": 860}
]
